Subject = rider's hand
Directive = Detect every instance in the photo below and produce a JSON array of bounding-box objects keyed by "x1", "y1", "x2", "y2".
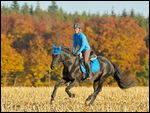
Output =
[{"x1": 79, "y1": 53, "x2": 82, "y2": 58}]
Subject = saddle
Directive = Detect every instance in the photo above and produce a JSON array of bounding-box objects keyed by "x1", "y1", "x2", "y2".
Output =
[
  {"x1": 79, "y1": 51, "x2": 97, "y2": 61},
  {"x1": 79, "y1": 51, "x2": 101, "y2": 74}
]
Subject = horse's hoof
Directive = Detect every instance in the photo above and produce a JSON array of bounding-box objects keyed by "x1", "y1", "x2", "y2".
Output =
[
  {"x1": 85, "y1": 100, "x2": 92, "y2": 106},
  {"x1": 86, "y1": 95, "x2": 92, "y2": 101},
  {"x1": 70, "y1": 94, "x2": 75, "y2": 98},
  {"x1": 50, "y1": 99, "x2": 54, "y2": 105},
  {"x1": 85, "y1": 100, "x2": 94, "y2": 106},
  {"x1": 85, "y1": 95, "x2": 93, "y2": 106}
]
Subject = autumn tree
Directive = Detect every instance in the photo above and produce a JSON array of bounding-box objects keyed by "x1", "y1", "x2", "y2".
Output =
[
  {"x1": 25, "y1": 36, "x2": 51, "y2": 86},
  {"x1": 12, "y1": 15, "x2": 34, "y2": 39},
  {"x1": 1, "y1": 34, "x2": 24, "y2": 86}
]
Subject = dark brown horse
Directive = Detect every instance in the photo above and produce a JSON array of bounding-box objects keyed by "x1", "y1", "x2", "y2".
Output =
[{"x1": 50, "y1": 45, "x2": 135, "y2": 105}]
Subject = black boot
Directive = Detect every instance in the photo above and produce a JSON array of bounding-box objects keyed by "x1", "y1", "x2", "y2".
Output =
[
  {"x1": 81, "y1": 73, "x2": 87, "y2": 81},
  {"x1": 84, "y1": 62, "x2": 92, "y2": 79}
]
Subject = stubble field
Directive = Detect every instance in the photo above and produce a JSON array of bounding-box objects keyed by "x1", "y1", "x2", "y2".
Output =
[{"x1": 1, "y1": 87, "x2": 149, "y2": 112}]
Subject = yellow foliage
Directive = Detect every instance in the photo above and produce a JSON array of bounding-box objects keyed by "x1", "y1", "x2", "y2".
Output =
[{"x1": 1, "y1": 34, "x2": 24, "y2": 74}]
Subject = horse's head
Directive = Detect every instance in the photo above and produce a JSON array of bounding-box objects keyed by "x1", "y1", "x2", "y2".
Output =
[{"x1": 51, "y1": 44, "x2": 62, "y2": 69}]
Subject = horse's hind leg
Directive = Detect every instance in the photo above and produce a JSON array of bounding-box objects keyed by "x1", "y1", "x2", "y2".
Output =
[
  {"x1": 50, "y1": 79, "x2": 66, "y2": 104},
  {"x1": 65, "y1": 80, "x2": 78, "y2": 98},
  {"x1": 85, "y1": 79, "x2": 102, "y2": 105},
  {"x1": 85, "y1": 71, "x2": 111, "y2": 105}
]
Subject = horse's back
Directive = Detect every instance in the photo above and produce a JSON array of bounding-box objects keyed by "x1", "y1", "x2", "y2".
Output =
[{"x1": 97, "y1": 56, "x2": 114, "y2": 72}]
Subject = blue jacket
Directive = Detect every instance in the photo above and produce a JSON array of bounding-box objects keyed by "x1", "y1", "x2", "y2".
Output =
[{"x1": 72, "y1": 32, "x2": 90, "y2": 55}]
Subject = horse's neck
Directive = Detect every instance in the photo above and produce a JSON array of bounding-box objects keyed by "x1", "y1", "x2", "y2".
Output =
[
  {"x1": 61, "y1": 51, "x2": 76, "y2": 66},
  {"x1": 61, "y1": 51, "x2": 71, "y2": 60}
]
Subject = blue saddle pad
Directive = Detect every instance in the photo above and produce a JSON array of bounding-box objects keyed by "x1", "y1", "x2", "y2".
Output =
[{"x1": 80, "y1": 58, "x2": 100, "y2": 74}]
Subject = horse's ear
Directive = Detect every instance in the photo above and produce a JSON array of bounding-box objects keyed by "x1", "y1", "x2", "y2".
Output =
[{"x1": 52, "y1": 44, "x2": 56, "y2": 49}]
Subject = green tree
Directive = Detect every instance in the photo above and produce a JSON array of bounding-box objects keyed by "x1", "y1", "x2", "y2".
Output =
[
  {"x1": 35, "y1": 1, "x2": 43, "y2": 17},
  {"x1": 111, "y1": 7, "x2": 116, "y2": 17},
  {"x1": 82, "y1": 11, "x2": 88, "y2": 20},
  {"x1": 57, "y1": 7, "x2": 65, "y2": 21},
  {"x1": 48, "y1": 1, "x2": 58, "y2": 19},
  {"x1": 73, "y1": 11, "x2": 80, "y2": 19},
  {"x1": 30, "y1": 5, "x2": 34, "y2": 15},
  {"x1": 48, "y1": 1, "x2": 58, "y2": 13},
  {"x1": 96, "y1": 12, "x2": 100, "y2": 17},
  {"x1": 135, "y1": 14, "x2": 148, "y2": 31},
  {"x1": 130, "y1": 8, "x2": 135, "y2": 18},
  {"x1": 11, "y1": 1, "x2": 19, "y2": 13},
  {"x1": 122, "y1": 9, "x2": 128, "y2": 17},
  {"x1": 102, "y1": 11, "x2": 109, "y2": 17},
  {"x1": 136, "y1": 54, "x2": 149, "y2": 86},
  {"x1": 1, "y1": 3, "x2": 11, "y2": 14},
  {"x1": 21, "y1": 2, "x2": 29, "y2": 15}
]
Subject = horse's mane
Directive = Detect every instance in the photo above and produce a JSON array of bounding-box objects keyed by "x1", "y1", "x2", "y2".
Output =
[{"x1": 62, "y1": 47, "x2": 75, "y2": 57}]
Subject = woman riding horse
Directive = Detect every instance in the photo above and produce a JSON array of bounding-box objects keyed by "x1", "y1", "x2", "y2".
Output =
[{"x1": 72, "y1": 23, "x2": 91, "y2": 80}]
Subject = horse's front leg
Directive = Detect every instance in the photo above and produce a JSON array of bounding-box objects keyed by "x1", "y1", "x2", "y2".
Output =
[
  {"x1": 50, "y1": 79, "x2": 66, "y2": 104},
  {"x1": 65, "y1": 80, "x2": 78, "y2": 98}
]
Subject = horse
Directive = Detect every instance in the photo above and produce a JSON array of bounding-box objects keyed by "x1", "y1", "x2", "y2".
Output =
[{"x1": 50, "y1": 45, "x2": 135, "y2": 105}]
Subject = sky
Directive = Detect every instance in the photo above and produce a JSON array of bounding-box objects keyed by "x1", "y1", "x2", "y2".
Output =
[{"x1": 1, "y1": 1, "x2": 149, "y2": 17}]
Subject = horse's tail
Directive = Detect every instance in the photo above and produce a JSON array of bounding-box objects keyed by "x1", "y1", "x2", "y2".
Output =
[{"x1": 112, "y1": 63, "x2": 136, "y2": 89}]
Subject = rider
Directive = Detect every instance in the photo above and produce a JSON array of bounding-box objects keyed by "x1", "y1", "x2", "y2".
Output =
[{"x1": 72, "y1": 23, "x2": 92, "y2": 80}]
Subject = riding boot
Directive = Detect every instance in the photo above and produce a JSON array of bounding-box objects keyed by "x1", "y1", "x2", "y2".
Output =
[
  {"x1": 81, "y1": 73, "x2": 87, "y2": 81},
  {"x1": 84, "y1": 62, "x2": 92, "y2": 79}
]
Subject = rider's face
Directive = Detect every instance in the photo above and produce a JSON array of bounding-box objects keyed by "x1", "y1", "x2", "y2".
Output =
[{"x1": 74, "y1": 28, "x2": 80, "y2": 34}]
